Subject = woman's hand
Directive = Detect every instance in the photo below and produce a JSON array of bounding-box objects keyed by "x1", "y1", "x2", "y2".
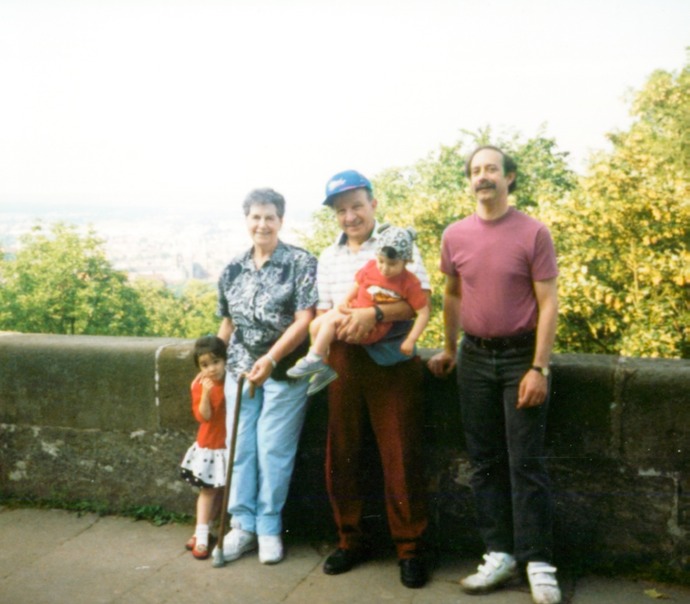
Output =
[{"x1": 246, "y1": 355, "x2": 274, "y2": 387}]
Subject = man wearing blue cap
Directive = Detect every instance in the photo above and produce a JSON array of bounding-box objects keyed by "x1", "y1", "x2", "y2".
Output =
[{"x1": 314, "y1": 169, "x2": 431, "y2": 588}]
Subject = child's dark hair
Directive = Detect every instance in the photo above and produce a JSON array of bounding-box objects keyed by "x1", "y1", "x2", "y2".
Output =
[
  {"x1": 379, "y1": 246, "x2": 402, "y2": 260},
  {"x1": 193, "y1": 336, "x2": 228, "y2": 368}
]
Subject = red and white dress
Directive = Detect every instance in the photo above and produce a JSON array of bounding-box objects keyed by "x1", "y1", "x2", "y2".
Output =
[{"x1": 179, "y1": 376, "x2": 227, "y2": 489}]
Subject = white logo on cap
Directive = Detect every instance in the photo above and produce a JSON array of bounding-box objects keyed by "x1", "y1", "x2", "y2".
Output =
[{"x1": 328, "y1": 178, "x2": 347, "y2": 192}]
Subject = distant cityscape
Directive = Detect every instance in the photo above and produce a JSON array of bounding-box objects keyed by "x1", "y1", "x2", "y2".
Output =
[{"x1": 0, "y1": 203, "x2": 313, "y2": 289}]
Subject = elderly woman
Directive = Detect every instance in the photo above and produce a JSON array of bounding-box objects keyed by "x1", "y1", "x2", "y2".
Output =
[{"x1": 215, "y1": 188, "x2": 317, "y2": 565}]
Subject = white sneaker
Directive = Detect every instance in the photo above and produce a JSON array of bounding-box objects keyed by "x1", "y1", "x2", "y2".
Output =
[
  {"x1": 460, "y1": 552, "x2": 518, "y2": 593},
  {"x1": 527, "y1": 562, "x2": 561, "y2": 604},
  {"x1": 258, "y1": 535, "x2": 284, "y2": 564},
  {"x1": 222, "y1": 528, "x2": 257, "y2": 562}
]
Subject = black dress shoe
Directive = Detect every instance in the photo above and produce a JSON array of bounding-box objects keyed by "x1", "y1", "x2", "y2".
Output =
[
  {"x1": 323, "y1": 548, "x2": 364, "y2": 575},
  {"x1": 399, "y1": 557, "x2": 427, "y2": 588}
]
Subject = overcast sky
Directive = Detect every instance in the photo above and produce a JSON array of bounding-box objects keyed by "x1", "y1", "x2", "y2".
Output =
[{"x1": 1, "y1": 0, "x2": 689, "y2": 221}]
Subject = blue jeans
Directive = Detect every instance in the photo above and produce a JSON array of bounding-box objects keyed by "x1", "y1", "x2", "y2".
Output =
[
  {"x1": 457, "y1": 337, "x2": 554, "y2": 563},
  {"x1": 224, "y1": 375, "x2": 309, "y2": 536}
]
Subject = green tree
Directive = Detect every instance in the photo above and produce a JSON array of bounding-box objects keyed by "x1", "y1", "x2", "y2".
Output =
[
  {"x1": 130, "y1": 279, "x2": 186, "y2": 337},
  {"x1": 0, "y1": 223, "x2": 150, "y2": 335},
  {"x1": 131, "y1": 279, "x2": 219, "y2": 338},
  {"x1": 178, "y1": 280, "x2": 220, "y2": 338},
  {"x1": 548, "y1": 63, "x2": 689, "y2": 358}
]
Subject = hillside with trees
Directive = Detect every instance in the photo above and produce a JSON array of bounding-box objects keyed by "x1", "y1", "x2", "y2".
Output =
[{"x1": 1, "y1": 61, "x2": 687, "y2": 358}]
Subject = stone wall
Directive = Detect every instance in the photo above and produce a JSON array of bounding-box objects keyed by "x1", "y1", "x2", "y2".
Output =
[{"x1": 0, "y1": 333, "x2": 688, "y2": 579}]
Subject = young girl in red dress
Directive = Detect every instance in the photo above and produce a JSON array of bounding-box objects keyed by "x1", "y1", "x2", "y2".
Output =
[{"x1": 180, "y1": 336, "x2": 228, "y2": 560}]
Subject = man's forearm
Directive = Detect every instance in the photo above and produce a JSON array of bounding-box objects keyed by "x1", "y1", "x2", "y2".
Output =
[
  {"x1": 532, "y1": 278, "x2": 558, "y2": 368},
  {"x1": 377, "y1": 300, "x2": 414, "y2": 322},
  {"x1": 533, "y1": 305, "x2": 557, "y2": 368},
  {"x1": 443, "y1": 294, "x2": 461, "y2": 356},
  {"x1": 378, "y1": 290, "x2": 431, "y2": 322}
]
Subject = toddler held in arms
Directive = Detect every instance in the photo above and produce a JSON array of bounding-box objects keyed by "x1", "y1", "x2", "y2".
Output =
[{"x1": 287, "y1": 224, "x2": 430, "y2": 395}]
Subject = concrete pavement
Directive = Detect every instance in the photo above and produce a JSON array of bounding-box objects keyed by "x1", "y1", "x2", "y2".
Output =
[{"x1": 1, "y1": 507, "x2": 688, "y2": 603}]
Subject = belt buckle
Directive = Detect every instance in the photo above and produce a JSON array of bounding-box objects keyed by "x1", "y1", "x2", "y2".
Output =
[{"x1": 477, "y1": 337, "x2": 493, "y2": 350}]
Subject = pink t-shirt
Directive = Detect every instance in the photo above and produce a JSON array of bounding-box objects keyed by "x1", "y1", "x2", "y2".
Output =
[{"x1": 440, "y1": 208, "x2": 558, "y2": 338}]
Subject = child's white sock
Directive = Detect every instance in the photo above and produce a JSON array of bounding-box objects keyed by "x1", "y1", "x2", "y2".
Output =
[
  {"x1": 306, "y1": 350, "x2": 323, "y2": 362},
  {"x1": 195, "y1": 524, "x2": 209, "y2": 547}
]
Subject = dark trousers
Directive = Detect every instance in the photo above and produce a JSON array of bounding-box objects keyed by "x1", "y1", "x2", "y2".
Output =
[
  {"x1": 325, "y1": 341, "x2": 428, "y2": 559},
  {"x1": 457, "y1": 337, "x2": 554, "y2": 563}
]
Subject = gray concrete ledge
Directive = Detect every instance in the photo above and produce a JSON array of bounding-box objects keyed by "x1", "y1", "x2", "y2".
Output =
[{"x1": 0, "y1": 334, "x2": 688, "y2": 581}]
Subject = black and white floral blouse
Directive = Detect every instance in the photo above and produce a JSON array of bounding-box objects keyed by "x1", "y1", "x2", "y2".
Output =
[{"x1": 217, "y1": 241, "x2": 318, "y2": 380}]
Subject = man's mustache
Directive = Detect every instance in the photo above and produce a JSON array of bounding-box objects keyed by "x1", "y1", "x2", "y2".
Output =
[{"x1": 475, "y1": 181, "x2": 496, "y2": 191}]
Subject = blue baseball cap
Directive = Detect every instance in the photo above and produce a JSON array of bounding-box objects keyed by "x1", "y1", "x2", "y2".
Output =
[{"x1": 323, "y1": 169, "x2": 372, "y2": 206}]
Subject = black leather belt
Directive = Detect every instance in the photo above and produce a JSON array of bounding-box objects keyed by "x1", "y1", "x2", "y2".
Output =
[{"x1": 464, "y1": 331, "x2": 535, "y2": 351}]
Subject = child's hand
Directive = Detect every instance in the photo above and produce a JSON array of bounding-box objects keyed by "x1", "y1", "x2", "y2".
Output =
[
  {"x1": 400, "y1": 340, "x2": 414, "y2": 356},
  {"x1": 200, "y1": 376, "x2": 214, "y2": 393}
]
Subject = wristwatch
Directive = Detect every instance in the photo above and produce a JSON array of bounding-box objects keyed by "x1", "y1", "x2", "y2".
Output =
[
  {"x1": 530, "y1": 365, "x2": 550, "y2": 377},
  {"x1": 374, "y1": 305, "x2": 384, "y2": 323}
]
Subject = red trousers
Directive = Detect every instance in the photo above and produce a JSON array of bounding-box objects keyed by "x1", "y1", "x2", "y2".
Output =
[{"x1": 325, "y1": 341, "x2": 428, "y2": 559}]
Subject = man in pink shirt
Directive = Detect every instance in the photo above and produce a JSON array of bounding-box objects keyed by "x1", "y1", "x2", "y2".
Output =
[{"x1": 429, "y1": 146, "x2": 561, "y2": 604}]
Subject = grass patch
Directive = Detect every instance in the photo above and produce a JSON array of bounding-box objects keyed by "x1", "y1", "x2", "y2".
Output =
[
  {"x1": 122, "y1": 504, "x2": 193, "y2": 526},
  {"x1": 0, "y1": 495, "x2": 193, "y2": 526}
]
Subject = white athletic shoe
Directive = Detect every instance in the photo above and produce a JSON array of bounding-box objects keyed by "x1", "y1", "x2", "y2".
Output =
[
  {"x1": 258, "y1": 535, "x2": 284, "y2": 564},
  {"x1": 222, "y1": 528, "x2": 257, "y2": 562},
  {"x1": 527, "y1": 562, "x2": 561, "y2": 604},
  {"x1": 460, "y1": 552, "x2": 518, "y2": 593}
]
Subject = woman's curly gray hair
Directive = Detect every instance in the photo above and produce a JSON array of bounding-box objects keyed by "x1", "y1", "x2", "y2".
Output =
[{"x1": 242, "y1": 188, "x2": 286, "y2": 218}]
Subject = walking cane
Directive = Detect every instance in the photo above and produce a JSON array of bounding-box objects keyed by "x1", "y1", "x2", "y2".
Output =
[{"x1": 212, "y1": 373, "x2": 254, "y2": 568}]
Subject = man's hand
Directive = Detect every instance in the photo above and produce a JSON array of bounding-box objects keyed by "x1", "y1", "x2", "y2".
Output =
[
  {"x1": 517, "y1": 370, "x2": 548, "y2": 409},
  {"x1": 427, "y1": 350, "x2": 456, "y2": 378},
  {"x1": 336, "y1": 306, "x2": 376, "y2": 343}
]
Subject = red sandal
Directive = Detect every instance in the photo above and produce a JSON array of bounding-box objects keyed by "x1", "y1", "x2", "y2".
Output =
[{"x1": 192, "y1": 542, "x2": 210, "y2": 560}]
